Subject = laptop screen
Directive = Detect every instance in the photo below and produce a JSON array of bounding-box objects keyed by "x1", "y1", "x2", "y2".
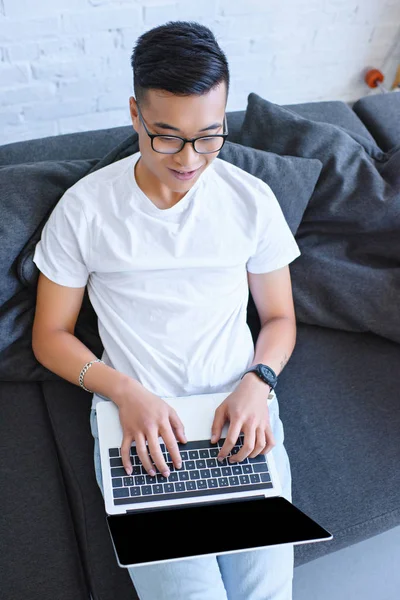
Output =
[{"x1": 106, "y1": 495, "x2": 333, "y2": 568}]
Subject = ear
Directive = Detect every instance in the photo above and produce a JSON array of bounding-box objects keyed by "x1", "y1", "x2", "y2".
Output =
[{"x1": 129, "y1": 97, "x2": 139, "y2": 133}]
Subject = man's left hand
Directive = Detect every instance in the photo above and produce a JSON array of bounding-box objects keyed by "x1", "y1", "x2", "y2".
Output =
[{"x1": 210, "y1": 377, "x2": 276, "y2": 463}]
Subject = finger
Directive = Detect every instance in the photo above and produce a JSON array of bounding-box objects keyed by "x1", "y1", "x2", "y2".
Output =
[
  {"x1": 261, "y1": 427, "x2": 276, "y2": 455},
  {"x1": 249, "y1": 427, "x2": 269, "y2": 458},
  {"x1": 135, "y1": 434, "x2": 156, "y2": 477},
  {"x1": 169, "y1": 409, "x2": 187, "y2": 445},
  {"x1": 229, "y1": 425, "x2": 256, "y2": 463},
  {"x1": 147, "y1": 430, "x2": 170, "y2": 477},
  {"x1": 160, "y1": 424, "x2": 183, "y2": 471},
  {"x1": 120, "y1": 435, "x2": 134, "y2": 475},
  {"x1": 211, "y1": 405, "x2": 226, "y2": 443},
  {"x1": 217, "y1": 420, "x2": 242, "y2": 461}
]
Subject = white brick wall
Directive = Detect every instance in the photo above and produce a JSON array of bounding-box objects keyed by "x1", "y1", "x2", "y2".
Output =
[{"x1": 0, "y1": 0, "x2": 399, "y2": 145}]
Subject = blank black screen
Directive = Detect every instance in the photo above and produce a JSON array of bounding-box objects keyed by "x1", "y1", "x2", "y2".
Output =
[{"x1": 106, "y1": 496, "x2": 332, "y2": 567}]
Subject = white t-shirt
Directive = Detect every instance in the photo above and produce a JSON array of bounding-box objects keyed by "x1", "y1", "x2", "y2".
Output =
[{"x1": 33, "y1": 152, "x2": 300, "y2": 410}]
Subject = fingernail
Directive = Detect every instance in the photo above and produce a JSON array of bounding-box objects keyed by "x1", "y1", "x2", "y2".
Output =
[
  {"x1": 177, "y1": 462, "x2": 182, "y2": 469},
  {"x1": 163, "y1": 470, "x2": 170, "y2": 477},
  {"x1": 149, "y1": 469, "x2": 156, "y2": 476},
  {"x1": 211, "y1": 435, "x2": 216, "y2": 442},
  {"x1": 218, "y1": 457, "x2": 223, "y2": 462},
  {"x1": 126, "y1": 467, "x2": 132, "y2": 475}
]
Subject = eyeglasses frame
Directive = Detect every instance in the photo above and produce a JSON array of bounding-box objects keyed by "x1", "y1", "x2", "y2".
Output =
[{"x1": 136, "y1": 103, "x2": 229, "y2": 154}]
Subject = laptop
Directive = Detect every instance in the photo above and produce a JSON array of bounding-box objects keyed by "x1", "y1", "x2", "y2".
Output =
[{"x1": 96, "y1": 391, "x2": 332, "y2": 568}]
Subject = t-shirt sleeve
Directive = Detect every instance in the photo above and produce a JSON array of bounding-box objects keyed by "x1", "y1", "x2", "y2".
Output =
[
  {"x1": 32, "y1": 188, "x2": 90, "y2": 287},
  {"x1": 246, "y1": 181, "x2": 301, "y2": 274}
]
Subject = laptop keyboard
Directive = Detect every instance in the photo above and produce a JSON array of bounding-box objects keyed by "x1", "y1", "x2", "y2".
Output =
[{"x1": 108, "y1": 435, "x2": 273, "y2": 505}]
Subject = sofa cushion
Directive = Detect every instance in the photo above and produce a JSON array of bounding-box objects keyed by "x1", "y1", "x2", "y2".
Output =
[
  {"x1": 0, "y1": 381, "x2": 90, "y2": 600},
  {"x1": 277, "y1": 324, "x2": 400, "y2": 566},
  {"x1": 239, "y1": 93, "x2": 400, "y2": 344},
  {"x1": 353, "y1": 92, "x2": 400, "y2": 152},
  {"x1": 0, "y1": 158, "x2": 103, "y2": 381}
]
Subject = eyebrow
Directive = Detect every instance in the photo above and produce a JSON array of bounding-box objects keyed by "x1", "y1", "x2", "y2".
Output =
[{"x1": 152, "y1": 121, "x2": 222, "y2": 133}]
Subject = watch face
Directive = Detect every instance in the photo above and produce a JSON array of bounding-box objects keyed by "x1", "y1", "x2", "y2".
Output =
[{"x1": 260, "y1": 365, "x2": 270, "y2": 378}]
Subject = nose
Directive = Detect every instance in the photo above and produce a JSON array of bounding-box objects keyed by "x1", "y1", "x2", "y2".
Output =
[{"x1": 173, "y1": 141, "x2": 202, "y2": 169}]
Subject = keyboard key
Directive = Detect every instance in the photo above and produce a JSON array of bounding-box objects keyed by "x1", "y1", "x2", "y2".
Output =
[
  {"x1": 208, "y1": 479, "x2": 218, "y2": 488},
  {"x1": 185, "y1": 460, "x2": 196, "y2": 470},
  {"x1": 112, "y1": 478, "x2": 123, "y2": 488},
  {"x1": 207, "y1": 458, "x2": 217, "y2": 468},
  {"x1": 152, "y1": 484, "x2": 164, "y2": 494},
  {"x1": 197, "y1": 480, "x2": 207, "y2": 489},
  {"x1": 239, "y1": 475, "x2": 250, "y2": 485},
  {"x1": 109, "y1": 448, "x2": 119, "y2": 458},
  {"x1": 130, "y1": 487, "x2": 141, "y2": 497},
  {"x1": 164, "y1": 483, "x2": 174, "y2": 493},
  {"x1": 232, "y1": 466, "x2": 242, "y2": 475},
  {"x1": 186, "y1": 481, "x2": 196, "y2": 491},
  {"x1": 217, "y1": 457, "x2": 228, "y2": 466},
  {"x1": 199, "y1": 450, "x2": 209, "y2": 458},
  {"x1": 189, "y1": 450, "x2": 199, "y2": 460},
  {"x1": 248, "y1": 454, "x2": 266, "y2": 463},
  {"x1": 134, "y1": 456, "x2": 141, "y2": 466},
  {"x1": 169, "y1": 472, "x2": 178, "y2": 482},
  {"x1": 242, "y1": 465, "x2": 252, "y2": 474},
  {"x1": 253, "y1": 464, "x2": 268, "y2": 473},
  {"x1": 145, "y1": 475, "x2": 157, "y2": 484},
  {"x1": 231, "y1": 446, "x2": 240, "y2": 455},
  {"x1": 175, "y1": 482, "x2": 185, "y2": 492},
  {"x1": 222, "y1": 467, "x2": 232, "y2": 477},
  {"x1": 200, "y1": 469, "x2": 211, "y2": 478},
  {"x1": 123, "y1": 476, "x2": 134, "y2": 486},
  {"x1": 110, "y1": 457, "x2": 123, "y2": 467},
  {"x1": 111, "y1": 467, "x2": 127, "y2": 477},
  {"x1": 219, "y1": 477, "x2": 229, "y2": 487},
  {"x1": 131, "y1": 466, "x2": 142, "y2": 475},
  {"x1": 250, "y1": 474, "x2": 261, "y2": 484},
  {"x1": 135, "y1": 475, "x2": 145, "y2": 486},
  {"x1": 156, "y1": 474, "x2": 168, "y2": 483},
  {"x1": 209, "y1": 449, "x2": 219, "y2": 457},
  {"x1": 180, "y1": 451, "x2": 189, "y2": 461},
  {"x1": 113, "y1": 488, "x2": 129, "y2": 498},
  {"x1": 159, "y1": 443, "x2": 166, "y2": 452},
  {"x1": 190, "y1": 470, "x2": 200, "y2": 480},
  {"x1": 260, "y1": 473, "x2": 271, "y2": 483},
  {"x1": 196, "y1": 459, "x2": 206, "y2": 469},
  {"x1": 211, "y1": 468, "x2": 221, "y2": 478},
  {"x1": 142, "y1": 485, "x2": 152, "y2": 495},
  {"x1": 179, "y1": 471, "x2": 189, "y2": 481},
  {"x1": 229, "y1": 476, "x2": 240, "y2": 486}
]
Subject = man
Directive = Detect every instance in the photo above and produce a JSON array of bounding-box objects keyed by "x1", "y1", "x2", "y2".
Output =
[{"x1": 32, "y1": 20, "x2": 300, "y2": 600}]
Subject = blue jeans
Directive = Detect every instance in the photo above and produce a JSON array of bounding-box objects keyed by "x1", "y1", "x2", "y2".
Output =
[{"x1": 90, "y1": 394, "x2": 294, "y2": 600}]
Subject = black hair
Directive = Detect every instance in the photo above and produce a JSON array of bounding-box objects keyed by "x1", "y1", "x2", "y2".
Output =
[{"x1": 130, "y1": 21, "x2": 230, "y2": 107}]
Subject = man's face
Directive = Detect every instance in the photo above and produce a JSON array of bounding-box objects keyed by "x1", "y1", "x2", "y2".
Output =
[{"x1": 129, "y1": 83, "x2": 227, "y2": 195}]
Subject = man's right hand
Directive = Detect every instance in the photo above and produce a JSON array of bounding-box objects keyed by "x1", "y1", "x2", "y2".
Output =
[{"x1": 112, "y1": 380, "x2": 187, "y2": 477}]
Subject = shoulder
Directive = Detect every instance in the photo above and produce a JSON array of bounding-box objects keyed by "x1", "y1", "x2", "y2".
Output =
[
  {"x1": 66, "y1": 153, "x2": 136, "y2": 198},
  {"x1": 210, "y1": 157, "x2": 277, "y2": 207}
]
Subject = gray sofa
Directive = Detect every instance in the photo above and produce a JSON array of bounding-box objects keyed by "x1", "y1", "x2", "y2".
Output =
[{"x1": 1, "y1": 91, "x2": 399, "y2": 600}]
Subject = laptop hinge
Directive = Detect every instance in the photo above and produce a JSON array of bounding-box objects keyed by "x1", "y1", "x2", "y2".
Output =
[{"x1": 125, "y1": 494, "x2": 266, "y2": 514}]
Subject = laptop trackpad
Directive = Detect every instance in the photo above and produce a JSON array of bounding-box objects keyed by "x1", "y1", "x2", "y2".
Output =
[{"x1": 106, "y1": 496, "x2": 333, "y2": 568}]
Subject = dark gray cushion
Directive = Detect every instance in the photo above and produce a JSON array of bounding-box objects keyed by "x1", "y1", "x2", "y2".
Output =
[
  {"x1": 278, "y1": 324, "x2": 400, "y2": 566},
  {"x1": 239, "y1": 93, "x2": 400, "y2": 344},
  {"x1": 88, "y1": 134, "x2": 322, "y2": 237},
  {"x1": 0, "y1": 159, "x2": 103, "y2": 381},
  {"x1": 353, "y1": 92, "x2": 400, "y2": 152},
  {"x1": 0, "y1": 382, "x2": 90, "y2": 600}
]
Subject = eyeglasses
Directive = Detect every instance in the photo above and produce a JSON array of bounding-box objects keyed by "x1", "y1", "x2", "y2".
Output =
[{"x1": 136, "y1": 104, "x2": 228, "y2": 154}]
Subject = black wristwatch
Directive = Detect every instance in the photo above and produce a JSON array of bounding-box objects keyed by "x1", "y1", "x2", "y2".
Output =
[{"x1": 240, "y1": 363, "x2": 278, "y2": 390}]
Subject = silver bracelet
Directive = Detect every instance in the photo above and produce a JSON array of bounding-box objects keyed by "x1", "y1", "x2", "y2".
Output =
[{"x1": 79, "y1": 359, "x2": 105, "y2": 393}]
